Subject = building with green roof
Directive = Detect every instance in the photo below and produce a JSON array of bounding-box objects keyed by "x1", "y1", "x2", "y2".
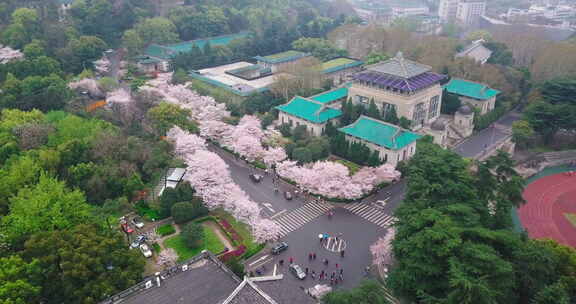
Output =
[
  {"x1": 254, "y1": 50, "x2": 311, "y2": 73},
  {"x1": 444, "y1": 78, "x2": 500, "y2": 115},
  {"x1": 321, "y1": 57, "x2": 364, "y2": 85},
  {"x1": 339, "y1": 116, "x2": 422, "y2": 167},
  {"x1": 141, "y1": 32, "x2": 251, "y2": 71},
  {"x1": 276, "y1": 96, "x2": 342, "y2": 136}
]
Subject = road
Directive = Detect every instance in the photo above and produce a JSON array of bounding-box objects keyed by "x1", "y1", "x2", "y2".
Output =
[{"x1": 214, "y1": 110, "x2": 520, "y2": 289}]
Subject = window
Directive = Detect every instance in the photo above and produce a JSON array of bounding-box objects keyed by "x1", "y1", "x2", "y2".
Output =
[
  {"x1": 429, "y1": 95, "x2": 439, "y2": 119},
  {"x1": 412, "y1": 102, "x2": 426, "y2": 126}
]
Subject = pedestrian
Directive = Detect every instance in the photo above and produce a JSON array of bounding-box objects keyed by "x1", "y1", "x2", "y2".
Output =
[
  {"x1": 279, "y1": 259, "x2": 284, "y2": 266},
  {"x1": 330, "y1": 278, "x2": 334, "y2": 285},
  {"x1": 305, "y1": 267, "x2": 309, "y2": 274},
  {"x1": 324, "y1": 259, "x2": 329, "y2": 265},
  {"x1": 313, "y1": 253, "x2": 316, "y2": 260},
  {"x1": 289, "y1": 257, "x2": 293, "y2": 264},
  {"x1": 340, "y1": 250, "x2": 345, "y2": 257},
  {"x1": 339, "y1": 274, "x2": 343, "y2": 281},
  {"x1": 331, "y1": 271, "x2": 335, "y2": 278},
  {"x1": 336, "y1": 263, "x2": 339, "y2": 269},
  {"x1": 340, "y1": 268, "x2": 343, "y2": 275},
  {"x1": 308, "y1": 253, "x2": 312, "y2": 260}
]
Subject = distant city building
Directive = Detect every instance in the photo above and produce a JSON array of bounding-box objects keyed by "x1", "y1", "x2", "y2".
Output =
[
  {"x1": 390, "y1": 0, "x2": 430, "y2": 19},
  {"x1": 455, "y1": 39, "x2": 492, "y2": 64},
  {"x1": 456, "y1": 0, "x2": 487, "y2": 26},
  {"x1": 439, "y1": 0, "x2": 460, "y2": 22}
]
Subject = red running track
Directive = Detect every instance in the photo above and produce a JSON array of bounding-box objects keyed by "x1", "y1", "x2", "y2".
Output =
[{"x1": 519, "y1": 173, "x2": 576, "y2": 247}]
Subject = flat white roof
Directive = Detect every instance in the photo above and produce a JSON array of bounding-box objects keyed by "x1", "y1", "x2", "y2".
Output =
[
  {"x1": 198, "y1": 61, "x2": 276, "y2": 90},
  {"x1": 167, "y1": 168, "x2": 186, "y2": 182}
]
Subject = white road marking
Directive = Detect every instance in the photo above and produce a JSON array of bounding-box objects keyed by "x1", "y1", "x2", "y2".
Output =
[
  {"x1": 270, "y1": 209, "x2": 286, "y2": 219},
  {"x1": 273, "y1": 264, "x2": 277, "y2": 276},
  {"x1": 249, "y1": 254, "x2": 269, "y2": 266},
  {"x1": 263, "y1": 203, "x2": 275, "y2": 213}
]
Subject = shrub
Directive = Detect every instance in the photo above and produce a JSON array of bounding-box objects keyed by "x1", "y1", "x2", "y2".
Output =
[
  {"x1": 157, "y1": 224, "x2": 176, "y2": 236},
  {"x1": 171, "y1": 202, "x2": 195, "y2": 224},
  {"x1": 181, "y1": 222, "x2": 204, "y2": 249},
  {"x1": 279, "y1": 123, "x2": 291, "y2": 137},
  {"x1": 224, "y1": 256, "x2": 245, "y2": 278}
]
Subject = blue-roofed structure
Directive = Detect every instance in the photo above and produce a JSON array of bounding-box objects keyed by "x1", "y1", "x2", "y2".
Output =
[{"x1": 276, "y1": 95, "x2": 343, "y2": 136}]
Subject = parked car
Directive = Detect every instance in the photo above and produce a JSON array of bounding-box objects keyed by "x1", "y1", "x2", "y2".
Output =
[
  {"x1": 289, "y1": 264, "x2": 306, "y2": 280},
  {"x1": 130, "y1": 235, "x2": 146, "y2": 248},
  {"x1": 140, "y1": 243, "x2": 153, "y2": 258},
  {"x1": 372, "y1": 200, "x2": 388, "y2": 209},
  {"x1": 249, "y1": 174, "x2": 263, "y2": 183},
  {"x1": 132, "y1": 217, "x2": 144, "y2": 229},
  {"x1": 271, "y1": 242, "x2": 288, "y2": 255},
  {"x1": 284, "y1": 191, "x2": 293, "y2": 200}
]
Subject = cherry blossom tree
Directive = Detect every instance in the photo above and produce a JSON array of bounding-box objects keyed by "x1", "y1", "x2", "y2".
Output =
[
  {"x1": 370, "y1": 228, "x2": 395, "y2": 266},
  {"x1": 276, "y1": 160, "x2": 401, "y2": 199},
  {"x1": 69, "y1": 78, "x2": 104, "y2": 99},
  {"x1": 0, "y1": 45, "x2": 23, "y2": 64},
  {"x1": 168, "y1": 127, "x2": 281, "y2": 243},
  {"x1": 263, "y1": 147, "x2": 287, "y2": 166},
  {"x1": 93, "y1": 57, "x2": 110, "y2": 75}
]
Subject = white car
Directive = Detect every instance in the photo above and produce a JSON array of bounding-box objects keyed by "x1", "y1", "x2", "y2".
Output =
[
  {"x1": 132, "y1": 217, "x2": 145, "y2": 229},
  {"x1": 140, "y1": 243, "x2": 152, "y2": 258}
]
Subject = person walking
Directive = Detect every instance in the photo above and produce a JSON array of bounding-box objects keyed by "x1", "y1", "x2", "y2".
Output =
[
  {"x1": 340, "y1": 250, "x2": 345, "y2": 257},
  {"x1": 340, "y1": 268, "x2": 343, "y2": 275},
  {"x1": 308, "y1": 253, "x2": 312, "y2": 260},
  {"x1": 279, "y1": 259, "x2": 284, "y2": 266},
  {"x1": 305, "y1": 267, "x2": 309, "y2": 274},
  {"x1": 289, "y1": 257, "x2": 294, "y2": 264},
  {"x1": 335, "y1": 263, "x2": 339, "y2": 269},
  {"x1": 313, "y1": 253, "x2": 316, "y2": 260}
]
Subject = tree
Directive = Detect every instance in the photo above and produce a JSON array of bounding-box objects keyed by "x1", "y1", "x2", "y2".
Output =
[
  {"x1": 2, "y1": 174, "x2": 93, "y2": 247},
  {"x1": 292, "y1": 125, "x2": 308, "y2": 141},
  {"x1": 383, "y1": 105, "x2": 399, "y2": 125},
  {"x1": 22, "y1": 224, "x2": 145, "y2": 304},
  {"x1": 511, "y1": 120, "x2": 535, "y2": 149},
  {"x1": 441, "y1": 92, "x2": 462, "y2": 115},
  {"x1": 0, "y1": 255, "x2": 42, "y2": 304},
  {"x1": 181, "y1": 222, "x2": 204, "y2": 249},
  {"x1": 171, "y1": 200, "x2": 208, "y2": 224},
  {"x1": 279, "y1": 123, "x2": 292, "y2": 137},
  {"x1": 524, "y1": 100, "x2": 571, "y2": 143},
  {"x1": 364, "y1": 52, "x2": 389, "y2": 65},
  {"x1": 171, "y1": 68, "x2": 190, "y2": 85},
  {"x1": 2, "y1": 8, "x2": 39, "y2": 48},
  {"x1": 225, "y1": 257, "x2": 245, "y2": 278},
  {"x1": 121, "y1": 29, "x2": 143, "y2": 57},
  {"x1": 465, "y1": 30, "x2": 493, "y2": 42},
  {"x1": 147, "y1": 102, "x2": 197, "y2": 135},
  {"x1": 23, "y1": 40, "x2": 45, "y2": 59},
  {"x1": 399, "y1": 117, "x2": 411, "y2": 129},
  {"x1": 324, "y1": 121, "x2": 337, "y2": 137},
  {"x1": 366, "y1": 100, "x2": 380, "y2": 119},
  {"x1": 61, "y1": 35, "x2": 108, "y2": 74},
  {"x1": 292, "y1": 37, "x2": 347, "y2": 61},
  {"x1": 323, "y1": 280, "x2": 390, "y2": 304},
  {"x1": 292, "y1": 147, "x2": 313, "y2": 163}
]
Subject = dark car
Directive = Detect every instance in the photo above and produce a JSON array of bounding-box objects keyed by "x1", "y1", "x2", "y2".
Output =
[
  {"x1": 284, "y1": 191, "x2": 293, "y2": 200},
  {"x1": 289, "y1": 264, "x2": 306, "y2": 280},
  {"x1": 249, "y1": 174, "x2": 263, "y2": 183},
  {"x1": 271, "y1": 242, "x2": 288, "y2": 255},
  {"x1": 130, "y1": 235, "x2": 146, "y2": 248}
]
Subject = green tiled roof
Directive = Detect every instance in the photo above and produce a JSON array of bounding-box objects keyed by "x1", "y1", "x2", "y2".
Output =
[
  {"x1": 309, "y1": 87, "x2": 349, "y2": 104},
  {"x1": 339, "y1": 116, "x2": 422, "y2": 150},
  {"x1": 255, "y1": 50, "x2": 310, "y2": 64},
  {"x1": 321, "y1": 58, "x2": 364, "y2": 74},
  {"x1": 145, "y1": 32, "x2": 250, "y2": 60},
  {"x1": 275, "y1": 97, "x2": 342, "y2": 124},
  {"x1": 444, "y1": 78, "x2": 500, "y2": 100}
]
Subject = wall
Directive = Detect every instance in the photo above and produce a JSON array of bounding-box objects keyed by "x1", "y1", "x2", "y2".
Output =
[
  {"x1": 344, "y1": 134, "x2": 417, "y2": 167},
  {"x1": 278, "y1": 112, "x2": 330, "y2": 137},
  {"x1": 460, "y1": 96, "x2": 496, "y2": 115}
]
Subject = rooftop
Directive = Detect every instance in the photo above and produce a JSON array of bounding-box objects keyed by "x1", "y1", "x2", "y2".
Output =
[
  {"x1": 145, "y1": 32, "x2": 250, "y2": 60},
  {"x1": 101, "y1": 251, "x2": 241, "y2": 304},
  {"x1": 366, "y1": 52, "x2": 431, "y2": 79},
  {"x1": 444, "y1": 78, "x2": 500, "y2": 100},
  {"x1": 353, "y1": 70, "x2": 445, "y2": 94},
  {"x1": 189, "y1": 61, "x2": 275, "y2": 96},
  {"x1": 255, "y1": 51, "x2": 310, "y2": 64},
  {"x1": 338, "y1": 116, "x2": 422, "y2": 150},
  {"x1": 456, "y1": 40, "x2": 493, "y2": 61},
  {"x1": 321, "y1": 57, "x2": 364, "y2": 74},
  {"x1": 309, "y1": 87, "x2": 349, "y2": 104},
  {"x1": 276, "y1": 97, "x2": 342, "y2": 124}
]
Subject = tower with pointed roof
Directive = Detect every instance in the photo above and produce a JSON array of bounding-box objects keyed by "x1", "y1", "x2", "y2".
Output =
[{"x1": 349, "y1": 52, "x2": 446, "y2": 130}]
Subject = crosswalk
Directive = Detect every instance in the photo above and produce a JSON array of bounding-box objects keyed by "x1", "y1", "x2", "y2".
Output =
[
  {"x1": 343, "y1": 203, "x2": 396, "y2": 228},
  {"x1": 273, "y1": 200, "x2": 334, "y2": 237}
]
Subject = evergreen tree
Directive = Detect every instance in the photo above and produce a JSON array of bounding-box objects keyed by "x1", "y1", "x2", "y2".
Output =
[
  {"x1": 367, "y1": 150, "x2": 381, "y2": 167},
  {"x1": 384, "y1": 105, "x2": 400, "y2": 125},
  {"x1": 367, "y1": 99, "x2": 381, "y2": 120},
  {"x1": 324, "y1": 121, "x2": 337, "y2": 137}
]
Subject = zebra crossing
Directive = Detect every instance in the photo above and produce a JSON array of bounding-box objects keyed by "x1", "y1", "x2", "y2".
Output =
[
  {"x1": 273, "y1": 200, "x2": 334, "y2": 237},
  {"x1": 343, "y1": 203, "x2": 396, "y2": 228}
]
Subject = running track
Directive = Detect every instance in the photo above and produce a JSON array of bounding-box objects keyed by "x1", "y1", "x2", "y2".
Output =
[{"x1": 519, "y1": 173, "x2": 576, "y2": 247}]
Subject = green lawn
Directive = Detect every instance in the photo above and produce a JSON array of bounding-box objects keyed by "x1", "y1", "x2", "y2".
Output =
[
  {"x1": 163, "y1": 225, "x2": 225, "y2": 262},
  {"x1": 334, "y1": 159, "x2": 361, "y2": 175},
  {"x1": 212, "y1": 209, "x2": 258, "y2": 252},
  {"x1": 322, "y1": 58, "x2": 356, "y2": 70}
]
